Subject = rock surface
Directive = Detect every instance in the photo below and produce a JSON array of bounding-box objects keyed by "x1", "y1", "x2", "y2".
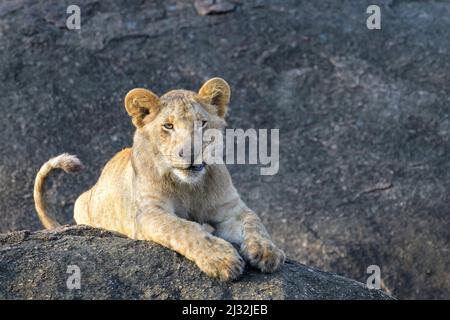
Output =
[
  {"x1": 194, "y1": 0, "x2": 236, "y2": 16},
  {"x1": 0, "y1": 225, "x2": 391, "y2": 300},
  {"x1": 0, "y1": 0, "x2": 449, "y2": 299}
]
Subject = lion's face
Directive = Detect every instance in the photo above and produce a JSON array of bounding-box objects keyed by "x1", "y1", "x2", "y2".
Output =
[
  {"x1": 124, "y1": 78, "x2": 230, "y2": 184},
  {"x1": 148, "y1": 90, "x2": 226, "y2": 183}
]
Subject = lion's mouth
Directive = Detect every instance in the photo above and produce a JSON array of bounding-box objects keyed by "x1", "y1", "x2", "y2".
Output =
[
  {"x1": 174, "y1": 162, "x2": 206, "y2": 172},
  {"x1": 187, "y1": 162, "x2": 206, "y2": 172}
]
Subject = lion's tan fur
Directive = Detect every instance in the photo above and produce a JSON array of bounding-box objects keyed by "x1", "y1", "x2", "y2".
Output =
[{"x1": 34, "y1": 78, "x2": 285, "y2": 281}]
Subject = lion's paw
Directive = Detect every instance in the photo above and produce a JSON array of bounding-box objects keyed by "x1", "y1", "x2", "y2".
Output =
[
  {"x1": 241, "y1": 237, "x2": 285, "y2": 273},
  {"x1": 196, "y1": 238, "x2": 245, "y2": 281}
]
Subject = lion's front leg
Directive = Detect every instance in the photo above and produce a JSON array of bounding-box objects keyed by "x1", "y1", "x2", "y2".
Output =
[
  {"x1": 135, "y1": 207, "x2": 245, "y2": 281},
  {"x1": 213, "y1": 202, "x2": 285, "y2": 273}
]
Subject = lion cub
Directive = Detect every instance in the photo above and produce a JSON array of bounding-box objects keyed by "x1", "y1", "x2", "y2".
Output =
[{"x1": 34, "y1": 78, "x2": 285, "y2": 281}]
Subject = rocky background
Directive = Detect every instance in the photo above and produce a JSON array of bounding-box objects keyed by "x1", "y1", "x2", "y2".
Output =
[{"x1": 0, "y1": 0, "x2": 449, "y2": 299}]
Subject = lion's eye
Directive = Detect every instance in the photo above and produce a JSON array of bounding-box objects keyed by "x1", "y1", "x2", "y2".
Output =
[
  {"x1": 201, "y1": 120, "x2": 207, "y2": 128},
  {"x1": 163, "y1": 123, "x2": 174, "y2": 130}
]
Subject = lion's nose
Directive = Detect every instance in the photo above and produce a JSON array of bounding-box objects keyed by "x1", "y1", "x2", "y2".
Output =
[
  {"x1": 178, "y1": 145, "x2": 202, "y2": 165},
  {"x1": 178, "y1": 148, "x2": 192, "y2": 161}
]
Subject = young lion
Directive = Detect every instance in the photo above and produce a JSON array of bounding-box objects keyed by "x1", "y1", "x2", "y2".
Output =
[{"x1": 33, "y1": 77, "x2": 285, "y2": 281}]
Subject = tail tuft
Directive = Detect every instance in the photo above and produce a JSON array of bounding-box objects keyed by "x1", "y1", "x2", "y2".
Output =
[{"x1": 49, "y1": 153, "x2": 84, "y2": 173}]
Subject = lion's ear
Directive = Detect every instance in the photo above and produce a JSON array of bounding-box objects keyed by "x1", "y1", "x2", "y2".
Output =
[
  {"x1": 124, "y1": 88, "x2": 159, "y2": 127},
  {"x1": 198, "y1": 77, "x2": 231, "y2": 118}
]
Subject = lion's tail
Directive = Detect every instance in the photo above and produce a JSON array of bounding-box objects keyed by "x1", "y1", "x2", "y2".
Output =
[{"x1": 33, "y1": 153, "x2": 84, "y2": 229}]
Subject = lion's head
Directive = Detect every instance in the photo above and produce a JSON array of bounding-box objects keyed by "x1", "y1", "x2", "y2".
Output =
[{"x1": 124, "y1": 77, "x2": 230, "y2": 184}]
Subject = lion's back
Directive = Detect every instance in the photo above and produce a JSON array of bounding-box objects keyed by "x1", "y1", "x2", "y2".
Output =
[{"x1": 76, "y1": 148, "x2": 136, "y2": 235}]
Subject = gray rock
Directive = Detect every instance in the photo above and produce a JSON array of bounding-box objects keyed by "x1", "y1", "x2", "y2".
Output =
[{"x1": 0, "y1": 225, "x2": 391, "y2": 300}]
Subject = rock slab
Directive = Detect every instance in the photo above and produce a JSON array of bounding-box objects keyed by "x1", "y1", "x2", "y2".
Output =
[{"x1": 0, "y1": 225, "x2": 391, "y2": 300}]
